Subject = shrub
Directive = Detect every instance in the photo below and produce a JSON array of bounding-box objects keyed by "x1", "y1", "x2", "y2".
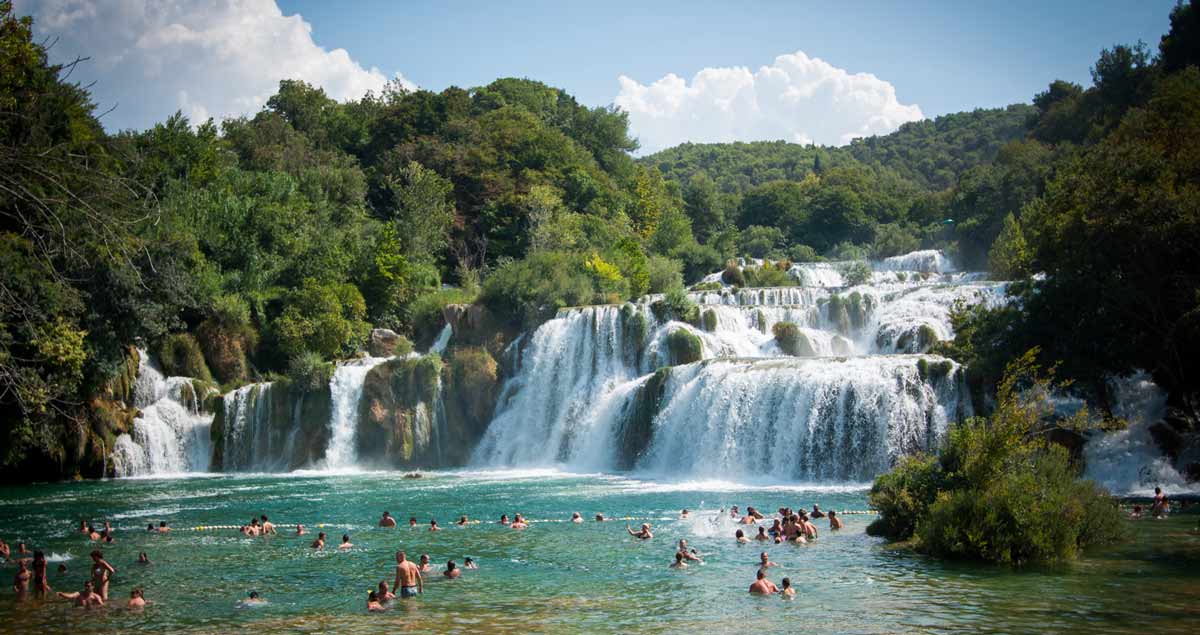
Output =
[
  {"x1": 157, "y1": 333, "x2": 214, "y2": 382},
  {"x1": 647, "y1": 254, "x2": 685, "y2": 294},
  {"x1": 273, "y1": 279, "x2": 371, "y2": 360},
  {"x1": 409, "y1": 287, "x2": 474, "y2": 346},
  {"x1": 772, "y1": 321, "x2": 815, "y2": 356},
  {"x1": 287, "y1": 350, "x2": 333, "y2": 392},
  {"x1": 743, "y1": 262, "x2": 797, "y2": 288},
  {"x1": 480, "y1": 251, "x2": 597, "y2": 326},
  {"x1": 701, "y1": 309, "x2": 718, "y2": 332},
  {"x1": 652, "y1": 287, "x2": 700, "y2": 325},
  {"x1": 868, "y1": 349, "x2": 1129, "y2": 564},
  {"x1": 671, "y1": 241, "x2": 724, "y2": 286},
  {"x1": 666, "y1": 328, "x2": 703, "y2": 366},
  {"x1": 838, "y1": 260, "x2": 872, "y2": 286},
  {"x1": 690, "y1": 281, "x2": 722, "y2": 292},
  {"x1": 720, "y1": 261, "x2": 745, "y2": 286},
  {"x1": 788, "y1": 244, "x2": 822, "y2": 263}
]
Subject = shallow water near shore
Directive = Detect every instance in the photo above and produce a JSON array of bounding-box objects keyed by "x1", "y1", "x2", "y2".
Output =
[{"x1": 1, "y1": 470, "x2": 1198, "y2": 634}]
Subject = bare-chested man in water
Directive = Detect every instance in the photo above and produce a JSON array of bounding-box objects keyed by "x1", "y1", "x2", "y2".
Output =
[
  {"x1": 749, "y1": 569, "x2": 778, "y2": 595},
  {"x1": 58, "y1": 580, "x2": 104, "y2": 608},
  {"x1": 393, "y1": 551, "x2": 423, "y2": 598}
]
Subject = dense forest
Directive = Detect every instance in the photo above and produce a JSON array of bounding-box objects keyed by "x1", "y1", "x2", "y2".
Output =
[{"x1": 1, "y1": 0, "x2": 1198, "y2": 481}]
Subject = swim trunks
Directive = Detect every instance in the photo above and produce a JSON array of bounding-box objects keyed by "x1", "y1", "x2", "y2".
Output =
[{"x1": 400, "y1": 585, "x2": 419, "y2": 598}]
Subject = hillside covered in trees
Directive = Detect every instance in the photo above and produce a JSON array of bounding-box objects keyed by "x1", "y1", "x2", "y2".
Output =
[{"x1": 1, "y1": 0, "x2": 1198, "y2": 481}]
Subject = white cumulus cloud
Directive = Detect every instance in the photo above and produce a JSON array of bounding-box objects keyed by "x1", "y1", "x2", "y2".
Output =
[
  {"x1": 615, "y1": 51, "x2": 924, "y2": 154},
  {"x1": 15, "y1": 0, "x2": 415, "y2": 131}
]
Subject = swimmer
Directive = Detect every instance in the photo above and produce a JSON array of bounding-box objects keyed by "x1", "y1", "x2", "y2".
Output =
[
  {"x1": 338, "y1": 534, "x2": 353, "y2": 550},
  {"x1": 680, "y1": 509, "x2": 690, "y2": 519},
  {"x1": 429, "y1": 519, "x2": 441, "y2": 532},
  {"x1": 261, "y1": 515, "x2": 276, "y2": 535},
  {"x1": 147, "y1": 523, "x2": 155, "y2": 532},
  {"x1": 829, "y1": 510, "x2": 844, "y2": 530},
  {"x1": 571, "y1": 512, "x2": 582, "y2": 523},
  {"x1": 158, "y1": 521, "x2": 170, "y2": 533},
  {"x1": 380, "y1": 511, "x2": 397, "y2": 528},
  {"x1": 735, "y1": 529, "x2": 749, "y2": 544},
  {"x1": 418, "y1": 554, "x2": 432, "y2": 572},
  {"x1": 409, "y1": 517, "x2": 418, "y2": 528},
  {"x1": 499, "y1": 514, "x2": 510, "y2": 525},
  {"x1": 393, "y1": 551, "x2": 423, "y2": 598},
  {"x1": 1129, "y1": 505, "x2": 1143, "y2": 519},
  {"x1": 758, "y1": 552, "x2": 778, "y2": 569},
  {"x1": 457, "y1": 515, "x2": 469, "y2": 526},
  {"x1": 296, "y1": 524, "x2": 306, "y2": 536},
  {"x1": 57, "y1": 563, "x2": 67, "y2": 574},
  {"x1": 311, "y1": 532, "x2": 326, "y2": 550},
  {"x1": 243, "y1": 591, "x2": 266, "y2": 605},
  {"x1": 443, "y1": 560, "x2": 461, "y2": 579},
  {"x1": 0, "y1": 538, "x2": 8, "y2": 561},
  {"x1": 367, "y1": 590, "x2": 386, "y2": 612},
  {"x1": 127, "y1": 588, "x2": 147, "y2": 610},
  {"x1": 58, "y1": 580, "x2": 104, "y2": 608},
  {"x1": 769, "y1": 519, "x2": 783, "y2": 537},
  {"x1": 90, "y1": 549, "x2": 115, "y2": 600},
  {"x1": 810, "y1": 504, "x2": 826, "y2": 519},
  {"x1": 755, "y1": 527, "x2": 769, "y2": 541},
  {"x1": 377, "y1": 581, "x2": 396, "y2": 601},
  {"x1": 749, "y1": 569, "x2": 778, "y2": 595},
  {"x1": 801, "y1": 514, "x2": 818, "y2": 540},
  {"x1": 102, "y1": 532, "x2": 115, "y2": 544},
  {"x1": 87, "y1": 526, "x2": 100, "y2": 541},
  {"x1": 464, "y1": 557, "x2": 477, "y2": 569},
  {"x1": 676, "y1": 539, "x2": 702, "y2": 562},
  {"x1": 595, "y1": 514, "x2": 606, "y2": 522},
  {"x1": 730, "y1": 506, "x2": 740, "y2": 519},
  {"x1": 780, "y1": 577, "x2": 795, "y2": 598},
  {"x1": 79, "y1": 519, "x2": 89, "y2": 534},
  {"x1": 138, "y1": 552, "x2": 150, "y2": 564},
  {"x1": 12, "y1": 560, "x2": 30, "y2": 598},
  {"x1": 511, "y1": 514, "x2": 528, "y2": 530},
  {"x1": 670, "y1": 552, "x2": 688, "y2": 569},
  {"x1": 740, "y1": 513, "x2": 757, "y2": 525},
  {"x1": 627, "y1": 523, "x2": 653, "y2": 540}
]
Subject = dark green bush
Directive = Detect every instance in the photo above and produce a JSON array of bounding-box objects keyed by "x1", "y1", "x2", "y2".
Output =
[
  {"x1": 721, "y1": 261, "x2": 745, "y2": 286},
  {"x1": 647, "y1": 254, "x2": 685, "y2": 294},
  {"x1": 157, "y1": 333, "x2": 214, "y2": 382},
  {"x1": 480, "y1": 251, "x2": 597, "y2": 326},
  {"x1": 701, "y1": 309, "x2": 718, "y2": 333},
  {"x1": 287, "y1": 350, "x2": 333, "y2": 392},
  {"x1": 772, "y1": 321, "x2": 815, "y2": 356},
  {"x1": 666, "y1": 329, "x2": 703, "y2": 366},
  {"x1": 838, "y1": 260, "x2": 872, "y2": 286},
  {"x1": 868, "y1": 350, "x2": 1128, "y2": 564}
]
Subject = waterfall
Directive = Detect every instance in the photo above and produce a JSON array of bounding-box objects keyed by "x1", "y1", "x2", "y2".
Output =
[
  {"x1": 472, "y1": 250, "x2": 999, "y2": 479},
  {"x1": 324, "y1": 356, "x2": 391, "y2": 468},
  {"x1": 430, "y1": 323, "x2": 453, "y2": 354},
  {"x1": 637, "y1": 356, "x2": 968, "y2": 481},
  {"x1": 219, "y1": 382, "x2": 279, "y2": 471},
  {"x1": 1083, "y1": 372, "x2": 1197, "y2": 494},
  {"x1": 111, "y1": 352, "x2": 213, "y2": 477}
]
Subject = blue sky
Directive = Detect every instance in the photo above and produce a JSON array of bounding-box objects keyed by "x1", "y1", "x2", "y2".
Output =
[{"x1": 18, "y1": 0, "x2": 1178, "y2": 152}]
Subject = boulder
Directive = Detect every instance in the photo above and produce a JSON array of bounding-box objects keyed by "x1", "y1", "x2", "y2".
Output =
[{"x1": 368, "y1": 328, "x2": 412, "y2": 358}]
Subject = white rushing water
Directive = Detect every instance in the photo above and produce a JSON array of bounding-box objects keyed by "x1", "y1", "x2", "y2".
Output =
[
  {"x1": 1084, "y1": 372, "x2": 1197, "y2": 495},
  {"x1": 324, "y1": 356, "x2": 392, "y2": 469},
  {"x1": 111, "y1": 352, "x2": 214, "y2": 477},
  {"x1": 473, "y1": 250, "x2": 997, "y2": 479}
]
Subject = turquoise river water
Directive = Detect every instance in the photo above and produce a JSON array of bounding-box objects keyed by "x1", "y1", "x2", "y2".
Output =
[{"x1": 1, "y1": 470, "x2": 1198, "y2": 634}]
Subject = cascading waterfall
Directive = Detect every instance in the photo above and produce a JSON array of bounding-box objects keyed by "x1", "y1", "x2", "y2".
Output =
[
  {"x1": 474, "y1": 250, "x2": 1000, "y2": 479},
  {"x1": 111, "y1": 353, "x2": 213, "y2": 477},
  {"x1": 324, "y1": 356, "x2": 392, "y2": 469}
]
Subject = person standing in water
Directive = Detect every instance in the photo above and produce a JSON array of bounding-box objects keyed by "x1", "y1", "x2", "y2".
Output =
[
  {"x1": 58, "y1": 580, "x2": 104, "y2": 608},
  {"x1": 393, "y1": 551, "x2": 423, "y2": 598},
  {"x1": 377, "y1": 581, "x2": 396, "y2": 601},
  {"x1": 311, "y1": 532, "x2": 326, "y2": 550},
  {"x1": 627, "y1": 523, "x2": 653, "y2": 540},
  {"x1": 338, "y1": 534, "x2": 353, "y2": 550},
  {"x1": 12, "y1": 560, "x2": 30, "y2": 598},
  {"x1": 780, "y1": 577, "x2": 795, "y2": 598},
  {"x1": 749, "y1": 569, "x2": 778, "y2": 595},
  {"x1": 380, "y1": 511, "x2": 397, "y2": 527},
  {"x1": 90, "y1": 550, "x2": 115, "y2": 600},
  {"x1": 670, "y1": 552, "x2": 688, "y2": 569},
  {"x1": 31, "y1": 551, "x2": 50, "y2": 598},
  {"x1": 261, "y1": 516, "x2": 276, "y2": 535},
  {"x1": 127, "y1": 588, "x2": 147, "y2": 610}
]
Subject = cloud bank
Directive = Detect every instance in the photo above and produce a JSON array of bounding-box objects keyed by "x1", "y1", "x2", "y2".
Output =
[
  {"x1": 15, "y1": 0, "x2": 414, "y2": 130},
  {"x1": 615, "y1": 51, "x2": 924, "y2": 154}
]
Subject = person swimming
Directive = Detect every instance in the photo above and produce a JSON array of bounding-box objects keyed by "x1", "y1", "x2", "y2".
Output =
[
  {"x1": 418, "y1": 554, "x2": 433, "y2": 572},
  {"x1": 377, "y1": 581, "x2": 396, "y2": 601},
  {"x1": 158, "y1": 521, "x2": 170, "y2": 532},
  {"x1": 627, "y1": 523, "x2": 653, "y2": 540},
  {"x1": 380, "y1": 511, "x2": 397, "y2": 527},
  {"x1": 58, "y1": 580, "x2": 104, "y2": 608},
  {"x1": 676, "y1": 539, "x2": 702, "y2": 562},
  {"x1": 680, "y1": 509, "x2": 690, "y2": 519},
  {"x1": 242, "y1": 591, "x2": 266, "y2": 605},
  {"x1": 511, "y1": 514, "x2": 528, "y2": 530},
  {"x1": 443, "y1": 560, "x2": 461, "y2": 579},
  {"x1": 464, "y1": 557, "x2": 478, "y2": 569},
  {"x1": 311, "y1": 532, "x2": 326, "y2": 550},
  {"x1": 810, "y1": 504, "x2": 826, "y2": 519},
  {"x1": 595, "y1": 513, "x2": 606, "y2": 522},
  {"x1": 735, "y1": 529, "x2": 749, "y2": 544},
  {"x1": 409, "y1": 517, "x2": 418, "y2": 528},
  {"x1": 670, "y1": 552, "x2": 688, "y2": 569},
  {"x1": 138, "y1": 552, "x2": 150, "y2": 564},
  {"x1": 755, "y1": 526, "x2": 769, "y2": 541},
  {"x1": 499, "y1": 514, "x2": 510, "y2": 525},
  {"x1": 829, "y1": 510, "x2": 844, "y2": 530},
  {"x1": 780, "y1": 577, "x2": 795, "y2": 598},
  {"x1": 571, "y1": 512, "x2": 582, "y2": 523},
  {"x1": 429, "y1": 519, "x2": 441, "y2": 531},
  {"x1": 457, "y1": 515, "x2": 469, "y2": 526},
  {"x1": 367, "y1": 590, "x2": 385, "y2": 612},
  {"x1": 296, "y1": 524, "x2": 306, "y2": 536},
  {"x1": 338, "y1": 534, "x2": 353, "y2": 550},
  {"x1": 127, "y1": 587, "x2": 147, "y2": 610},
  {"x1": 758, "y1": 551, "x2": 778, "y2": 569}
]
